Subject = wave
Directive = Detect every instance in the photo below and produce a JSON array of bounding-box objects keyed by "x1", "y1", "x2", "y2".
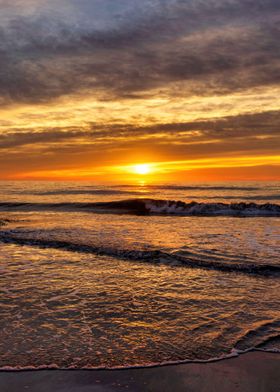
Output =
[
  {"x1": 1, "y1": 234, "x2": 279, "y2": 276},
  {"x1": 188, "y1": 195, "x2": 280, "y2": 201},
  {"x1": 115, "y1": 184, "x2": 279, "y2": 191},
  {"x1": 234, "y1": 320, "x2": 280, "y2": 352},
  {"x1": 0, "y1": 199, "x2": 280, "y2": 216},
  {"x1": 19, "y1": 189, "x2": 140, "y2": 196},
  {"x1": 141, "y1": 200, "x2": 280, "y2": 216},
  {"x1": 0, "y1": 218, "x2": 9, "y2": 226}
]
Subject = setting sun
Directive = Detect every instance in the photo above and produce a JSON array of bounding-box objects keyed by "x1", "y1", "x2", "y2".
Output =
[{"x1": 133, "y1": 164, "x2": 151, "y2": 175}]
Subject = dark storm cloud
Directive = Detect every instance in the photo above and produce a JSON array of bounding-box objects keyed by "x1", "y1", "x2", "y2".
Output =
[{"x1": 0, "y1": 0, "x2": 279, "y2": 103}]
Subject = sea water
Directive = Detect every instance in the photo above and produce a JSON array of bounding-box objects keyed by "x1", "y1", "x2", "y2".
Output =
[{"x1": 0, "y1": 181, "x2": 279, "y2": 369}]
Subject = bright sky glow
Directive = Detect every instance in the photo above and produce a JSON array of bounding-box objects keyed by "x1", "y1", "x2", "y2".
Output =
[{"x1": 132, "y1": 164, "x2": 151, "y2": 175}]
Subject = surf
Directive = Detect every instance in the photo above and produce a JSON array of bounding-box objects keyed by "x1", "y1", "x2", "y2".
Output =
[{"x1": 0, "y1": 199, "x2": 280, "y2": 217}]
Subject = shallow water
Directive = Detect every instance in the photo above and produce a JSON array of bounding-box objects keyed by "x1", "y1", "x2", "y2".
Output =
[{"x1": 0, "y1": 181, "x2": 279, "y2": 369}]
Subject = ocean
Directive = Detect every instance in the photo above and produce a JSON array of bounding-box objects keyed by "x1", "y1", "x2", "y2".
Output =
[{"x1": 0, "y1": 181, "x2": 279, "y2": 369}]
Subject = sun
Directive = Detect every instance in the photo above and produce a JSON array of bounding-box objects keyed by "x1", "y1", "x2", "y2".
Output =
[{"x1": 133, "y1": 164, "x2": 151, "y2": 175}]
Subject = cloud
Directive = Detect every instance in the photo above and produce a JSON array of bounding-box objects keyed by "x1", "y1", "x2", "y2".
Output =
[
  {"x1": 0, "y1": 0, "x2": 279, "y2": 104},
  {"x1": 0, "y1": 1, "x2": 279, "y2": 180},
  {"x1": 1, "y1": 110, "x2": 279, "y2": 153}
]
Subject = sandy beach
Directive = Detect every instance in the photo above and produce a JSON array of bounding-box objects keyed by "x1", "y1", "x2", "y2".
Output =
[{"x1": 0, "y1": 352, "x2": 279, "y2": 392}]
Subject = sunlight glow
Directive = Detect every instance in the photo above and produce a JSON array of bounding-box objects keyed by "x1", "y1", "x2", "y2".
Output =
[{"x1": 132, "y1": 164, "x2": 151, "y2": 175}]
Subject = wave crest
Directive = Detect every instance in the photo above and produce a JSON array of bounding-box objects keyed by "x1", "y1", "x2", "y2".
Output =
[
  {"x1": 2, "y1": 199, "x2": 279, "y2": 217},
  {"x1": 143, "y1": 199, "x2": 280, "y2": 216}
]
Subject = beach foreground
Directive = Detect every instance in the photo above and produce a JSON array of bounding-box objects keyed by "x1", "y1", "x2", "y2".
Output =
[{"x1": 0, "y1": 352, "x2": 279, "y2": 392}]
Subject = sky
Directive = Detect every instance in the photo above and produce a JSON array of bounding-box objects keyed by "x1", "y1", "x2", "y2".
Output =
[{"x1": 0, "y1": 0, "x2": 279, "y2": 182}]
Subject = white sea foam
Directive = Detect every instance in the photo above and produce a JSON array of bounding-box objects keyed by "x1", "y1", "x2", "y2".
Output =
[
  {"x1": 144, "y1": 199, "x2": 280, "y2": 216},
  {"x1": 1, "y1": 347, "x2": 279, "y2": 371}
]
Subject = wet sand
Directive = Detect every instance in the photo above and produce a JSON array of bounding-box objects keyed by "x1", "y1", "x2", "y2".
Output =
[{"x1": 0, "y1": 351, "x2": 279, "y2": 392}]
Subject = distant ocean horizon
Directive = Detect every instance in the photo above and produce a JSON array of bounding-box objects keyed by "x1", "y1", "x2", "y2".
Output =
[{"x1": 0, "y1": 181, "x2": 279, "y2": 369}]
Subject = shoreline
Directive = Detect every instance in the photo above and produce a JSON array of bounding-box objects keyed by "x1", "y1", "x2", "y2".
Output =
[
  {"x1": 0, "y1": 348, "x2": 276, "y2": 372},
  {"x1": 0, "y1": 351, "x2": 279, "y2": 392}
]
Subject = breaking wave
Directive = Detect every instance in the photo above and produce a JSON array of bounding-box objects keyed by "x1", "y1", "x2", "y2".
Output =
[{"x1": 0, "y1": 198, "x2": 280, "y2": 216}]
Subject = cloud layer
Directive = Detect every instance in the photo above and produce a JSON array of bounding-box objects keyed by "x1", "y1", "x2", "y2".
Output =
[
  {"x1": 0, "y1": 0, "x2": 279, "y2": 103},
  {"x1": 0, "y1": 1, "x2": 279, "y2": 179}
]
